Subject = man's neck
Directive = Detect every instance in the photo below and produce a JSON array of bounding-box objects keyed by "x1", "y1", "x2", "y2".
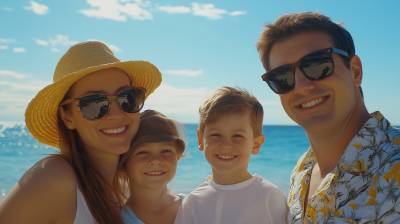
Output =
[{"x1": 307, "y1": 100, "x2": 370, "y2": 176}]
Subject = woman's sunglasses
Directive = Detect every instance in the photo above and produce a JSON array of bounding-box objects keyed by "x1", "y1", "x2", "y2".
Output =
[
  {"x1": 60, "y1": 88, "x2": 146, "y2": 120},
  {"x1": 261, "y1": 47, "x2": 349, "y2": 94}
]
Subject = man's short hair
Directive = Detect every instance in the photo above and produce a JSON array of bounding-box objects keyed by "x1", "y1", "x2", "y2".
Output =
[
  {"x1": 256, "y1": 11, "x2": 363, "y2": 98},
  {"x1": 198, "y1": 86, "x2": 264, "y2": 137}
]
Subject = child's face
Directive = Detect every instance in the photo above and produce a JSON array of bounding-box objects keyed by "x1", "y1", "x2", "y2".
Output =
[
  {"x1": 197, "y1": 111, "x2": 264, "y2": 176},
  {"x1": 125, "y1": 141, "x2": 180, "y2": 190}
]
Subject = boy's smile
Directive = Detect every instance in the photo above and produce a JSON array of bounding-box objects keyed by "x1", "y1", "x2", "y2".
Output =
[
  {"x1": 215, "y1": 154, "x2": 237, "y2": 161},
  {"x1": 197, "y1": 112, "x2": 265, "y2": 185}
]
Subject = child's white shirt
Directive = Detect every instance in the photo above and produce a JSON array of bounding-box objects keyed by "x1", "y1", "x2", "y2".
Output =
[{"x1": 175, "y1": 174, "x2": 288, "y2": 224}]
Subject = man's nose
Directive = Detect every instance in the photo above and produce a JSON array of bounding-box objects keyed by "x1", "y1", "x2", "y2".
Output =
[{"x1": 293, "y1": 67, "x2": 316, "y2": 95}]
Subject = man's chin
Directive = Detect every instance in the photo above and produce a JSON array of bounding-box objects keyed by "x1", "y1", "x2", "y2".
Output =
[{"x1": 295, "y1": 114, "x2": 336, "y2": 133}]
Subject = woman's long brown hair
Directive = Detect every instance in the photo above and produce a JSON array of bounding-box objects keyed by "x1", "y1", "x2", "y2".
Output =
[{"x1": 56, "y1": 112, "x2": 126, "y2": 224}]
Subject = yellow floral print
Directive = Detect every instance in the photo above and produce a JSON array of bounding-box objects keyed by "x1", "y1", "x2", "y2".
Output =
[
  {"x1": 348, "y1": 201, "x2": 358, "y2": 210},
  {"x1": 383, "y1": 162, "x2": 400, "y2": 186},
  {"x1": 394, "y1": 136, "x2": 400, "y2": 146},
  {"x1": 352, "y1": 142, "x2": 362, "y2": 150},
  {"x1": 287, "y1": 112, "x2": 400, "y2": 224},
  {"x1": 353, "y1": 158, "x2": 367, "y2": 173}
]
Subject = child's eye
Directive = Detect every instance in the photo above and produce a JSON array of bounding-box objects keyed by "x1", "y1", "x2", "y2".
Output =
[
  {"x1": 162, "y1": 149, "x2": 172, "y2": 153},
  {"x1": 137, "y1": 151, "x2": 148, "y2": 155},
  {"x1": 210, "y1": 133, "x2": 220, "y2": 137},
  {"x1": 234, "y1": 135, "x2": 244, "y2": 138}
]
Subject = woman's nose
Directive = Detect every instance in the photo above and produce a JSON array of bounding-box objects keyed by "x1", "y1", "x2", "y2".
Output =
[{"x1": 105, "y1": 100, "x2": 125, "y2": 120}]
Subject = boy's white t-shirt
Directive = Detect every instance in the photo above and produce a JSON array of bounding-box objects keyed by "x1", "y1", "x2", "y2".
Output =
[{"x1": 175, "y1": 174, "x2": 288, "y2": 224}]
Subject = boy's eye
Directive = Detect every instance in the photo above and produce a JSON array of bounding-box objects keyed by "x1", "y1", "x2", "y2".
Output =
[
  {"x1": 137, "y1": 151, "x2": 147, "y2": 155},
  {"x1": 162, "y1": 149, "x2": 172, "y2": 153},
  {"x1": 234, "y1": 135, "x2": 244, "y2": 138},
  {"x1": 210, "y1": 133, "x2": 220, "y2": 137}
]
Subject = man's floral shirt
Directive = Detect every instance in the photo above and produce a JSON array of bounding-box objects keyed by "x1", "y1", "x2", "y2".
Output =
[{"x1": 287, "y1": 111, "x2": 400, "y2": 223}]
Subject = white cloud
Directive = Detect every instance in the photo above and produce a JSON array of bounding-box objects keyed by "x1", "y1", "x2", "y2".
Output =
[
  {"x1": 78, "y1": 0, "x2": 152, "y2": 21},
  {"x1": 165, "y1": 69, "x2": 203, "y2": 77},
  {"x1": 0, "y1": 70, "x2": 26, "y2": 79},
  {"x1": 191, "y1": 2, "x2": 227, "y2": 20},
  {"x1": 230, "y1": 10, "x2": 247, "y2": 16},
  {"x1": 2, "y1": 7, "x2": 12, "y2": 11},
  {"x1": 143, "y1": 84, "x2": 210, "y2": 115},
  {"x1": 0, "y1": 90, "x2": 39, "y2": 121},
  {"x1": 108, "y1": 44, "x2": 122, "y2": 52},
  {"x1": 13, "y1": 48, "x2": 27, "y2": 53},
  {"x1": 23, "y1": 1, "x2": 49, "y2": 15},
  {"x1": 34, "y1": 39, "x2": 48, "y2": 46},
  {"x1": 156, "y1": 4, "x2": 191, "y2": 14},
  {"x1": 0, "y1": 80, "x2": 50, "y2": 91},
  {"x1": 0, "y1": 75, "x2": 51, "y2": 120},
  {"x1": 0, "y1": 45, "x2": 8, "y2": 50},
  {"x1": 88, "y1": 39, "x2": 122, "y2": 53},
  {"x1": 49, "y1": 34, "x2": 78, "y2": 52},
  {"x1": 0, "y1": 38, "x2": 16, "y2": 44}
]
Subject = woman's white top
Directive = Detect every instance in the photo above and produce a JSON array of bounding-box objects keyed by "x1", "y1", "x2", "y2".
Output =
[
  {"x1": 175, "y1": 174, "x2": 288, "y2": 224},
  {"x1": 121, "y1": 194, "x2": 186, "y2": 224},
  {"x1": 73, "y1": 187, "x2": 96, "y2": 224}
]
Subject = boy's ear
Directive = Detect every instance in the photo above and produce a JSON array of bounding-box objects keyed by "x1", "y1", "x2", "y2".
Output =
[
  {"x1": 197, "y1": 129, "x2": 204, "y2": 151},
  {"x1": 251, "y1": 135, "x2": 265, "y2": 155},
  {"x1": 177, "y1": 155, "x2": 181, "y2": 161},
  {"x1": 59, "y1": 106, "x2": 75, "y2": 130}
]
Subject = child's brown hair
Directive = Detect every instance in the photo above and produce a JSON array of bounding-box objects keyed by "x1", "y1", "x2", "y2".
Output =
[{"x1": 198, "y1": 86, "x2": 263, "y2": 138}]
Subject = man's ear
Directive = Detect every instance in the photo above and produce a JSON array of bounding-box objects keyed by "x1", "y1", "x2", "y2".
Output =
[
  {"x1": 59, "y1": 106, "x2": 75, "y2": 129},
  {"x1": 252, "y1": 135, "x2": 265, "y2": 155},
  {"x1": 350, "y1": 55, "x2": 363, "y2": 87},
  {"x1": 197, "y1": 129, "x2": 204, "y2": 151}
]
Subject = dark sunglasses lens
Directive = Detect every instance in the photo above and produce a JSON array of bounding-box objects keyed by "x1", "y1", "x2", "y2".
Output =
[
  {"x1": 117, "y1": 89, "x2": 145, "y2": 113},
  {"x1": 79, "y1": 95, "x2": 109, "y2": 120},
  {"x1": 301, "y1": 52, "x2": 333, "y2": 80},
  {"x1": 267, "y1": 66, "x2": 295, "y2": 94}
]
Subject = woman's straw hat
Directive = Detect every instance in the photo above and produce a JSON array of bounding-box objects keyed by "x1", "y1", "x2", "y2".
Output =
[
  {"x1": 25, "y1": 41, "x2": 162, "y2": 148},
  {"x1": 118, "y1": 110, "x2": 186, "y2": 170}
]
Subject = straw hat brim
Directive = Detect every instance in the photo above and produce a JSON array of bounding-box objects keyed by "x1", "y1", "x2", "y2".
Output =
[{"x1": 25, "y1": 60, "x2": 162, "y2": 148}]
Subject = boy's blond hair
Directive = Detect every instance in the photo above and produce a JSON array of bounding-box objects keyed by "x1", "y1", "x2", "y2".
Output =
[{"x1": 198, "y1": 86, "x2": 263, "y2": 137}]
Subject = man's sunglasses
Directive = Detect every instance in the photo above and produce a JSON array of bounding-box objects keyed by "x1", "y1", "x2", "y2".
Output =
[
  {"x1": 261, "y1": 47, "x2": 349, "y2": 94},
  {"x1": 60, "y1": 88, "x2": 146, "y2": 120}
]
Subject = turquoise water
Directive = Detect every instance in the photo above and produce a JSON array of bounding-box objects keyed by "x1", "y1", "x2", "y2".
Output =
[{"x1": 0, "y1": 122, "x2": 309, "y2": 201}]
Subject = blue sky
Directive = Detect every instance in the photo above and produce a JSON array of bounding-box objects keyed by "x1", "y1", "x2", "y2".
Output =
[{"x1": 0, "y1": 0, "x2": 399, "y2": 125}]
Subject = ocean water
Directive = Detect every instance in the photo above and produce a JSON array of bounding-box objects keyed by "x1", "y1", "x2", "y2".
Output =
[{"x1": 0, "y1": 122, "x2": 309, "y2": 202}]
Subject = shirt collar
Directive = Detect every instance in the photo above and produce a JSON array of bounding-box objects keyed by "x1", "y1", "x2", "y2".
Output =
[
  {"x1": 206, "y1": 174, "x2": 259, "y2": 191},
  {"x1": 338, "y1": 111, "x2": 389, "y2": 167},
  {"x1": 299, "y1": 111, "x2": 390, "y2": 171}
]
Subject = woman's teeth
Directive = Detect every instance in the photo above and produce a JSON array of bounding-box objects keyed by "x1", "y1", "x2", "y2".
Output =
[
  {"x1": 301, "y1": 97, "x2": 326, "y2": 108},
  {"x1": 101, "y1": 126, "x2": 126, "y2": 134},
  {"x1": 145, "y1": 172, "x2": 165, "y2": 175},
  {"x1": 217, "y1": 155, "x2": 235, "y2": 159}
]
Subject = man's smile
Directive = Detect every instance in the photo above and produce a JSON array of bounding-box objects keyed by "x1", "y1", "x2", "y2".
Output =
[{"x1": 294, "y1": 95, "x2": 330, "y2": 110}]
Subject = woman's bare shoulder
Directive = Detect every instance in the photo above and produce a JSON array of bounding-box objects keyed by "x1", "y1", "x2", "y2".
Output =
[
  {"x1": 17, "y1": 155, "x2": 77, "y2": 190},
  {"x1": 0, "y1": 155, "x2": 78, "y2": 224}
]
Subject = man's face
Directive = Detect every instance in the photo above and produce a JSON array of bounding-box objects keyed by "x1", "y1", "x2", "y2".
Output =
[{"x1": 269, "y1": 32, "x2": 358, "y2": 132}]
